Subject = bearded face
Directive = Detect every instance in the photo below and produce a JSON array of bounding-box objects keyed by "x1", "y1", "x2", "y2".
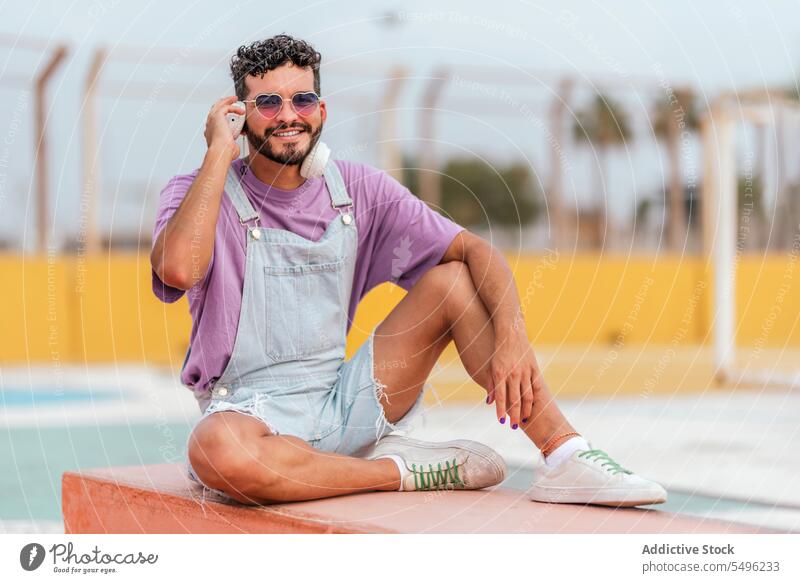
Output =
[{"x1": 245, "y1": 119, "x2": 323, "y2": 166}]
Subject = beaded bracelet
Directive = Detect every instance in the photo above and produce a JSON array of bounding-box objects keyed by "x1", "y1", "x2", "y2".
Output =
[{"x1": 540, "y1": 431, "x2": 581, "y2": 457}]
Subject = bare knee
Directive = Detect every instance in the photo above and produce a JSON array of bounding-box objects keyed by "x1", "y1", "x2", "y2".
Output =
[
  {"x1": 188, "y1": 414, "x2": 280, "y2": 504},
  {"x1": 417, "y1": 261, "x2": 477, "y2": 325}
]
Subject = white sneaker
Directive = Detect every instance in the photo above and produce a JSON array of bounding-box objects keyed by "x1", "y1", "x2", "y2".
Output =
[
  {"x1": 528, "y1": 448, "x2": 667, "y2": 507},
  {"x1": 369, "y1": 435, "x2": 507, "y2": 491}
]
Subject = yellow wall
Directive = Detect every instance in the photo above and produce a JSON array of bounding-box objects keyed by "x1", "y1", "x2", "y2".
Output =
[{"x1": 1, "y1": 252, "x2": 798, "y2": 366}]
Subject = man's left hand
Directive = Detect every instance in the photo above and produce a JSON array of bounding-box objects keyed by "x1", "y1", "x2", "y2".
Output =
[{"x1": 487, "y1": 324, "x2": 540, "y2": 428}]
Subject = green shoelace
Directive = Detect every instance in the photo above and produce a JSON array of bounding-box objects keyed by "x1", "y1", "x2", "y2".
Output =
[
  {"x1": 577, "y1": 449, "x2": 633, "y2": 475},
  {"x1": 411, "y1": 460, "x2": 465, "y2": 490}
]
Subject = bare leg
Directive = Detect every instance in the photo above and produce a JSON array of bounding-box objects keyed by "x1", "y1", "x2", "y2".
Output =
[
  {"x1": 372, "y1": 261, "x2": 577, "y2": 452},
  {"x1": 188, "y1": 411, "x2": 400, "y2": 504},
  {"x1": 188, "y1": 263, "x2": 579, "y2": 504}
]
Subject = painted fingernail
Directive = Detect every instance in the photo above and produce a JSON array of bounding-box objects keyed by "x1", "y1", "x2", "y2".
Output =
[
  {"x1": 499, "y1": 417, "x2": 505, "y2": 424},
  {"x1": 512, "y1": 423, "x2": 519, "y2": 430},
  {"x1": 522, "y1": 418, "x2": 529, "y2": 423},
  {"x1": 485, "y1": 395, "x2": 491, "y2": 404}
]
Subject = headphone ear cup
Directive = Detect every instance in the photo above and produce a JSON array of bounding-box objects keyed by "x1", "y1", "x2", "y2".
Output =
[{"x1": 300, "y1": 141, "x2": 330, "y2": 179}]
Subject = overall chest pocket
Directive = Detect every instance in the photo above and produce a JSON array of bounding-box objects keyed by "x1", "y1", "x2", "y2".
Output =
[{"x1": 263, "y1": 258, "x2": 346, "y2": 362}]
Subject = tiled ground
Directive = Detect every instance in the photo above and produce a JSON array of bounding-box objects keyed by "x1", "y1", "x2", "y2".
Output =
[{"x1": 1, "y1": 348, "x2": 798, "y2": 533}]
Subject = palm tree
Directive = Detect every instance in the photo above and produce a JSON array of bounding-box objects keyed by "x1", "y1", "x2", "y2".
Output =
[
  {"x1": 652, "y1": 89, "x2": 699, "y2": 250},
  {"x1": 573, "y1": 94, "x2": 631, "y2": 248}
]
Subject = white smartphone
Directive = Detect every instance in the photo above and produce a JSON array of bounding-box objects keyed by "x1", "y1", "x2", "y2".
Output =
[{"x1": 227, "y1": 101, "x2": 246, "y2": 138}]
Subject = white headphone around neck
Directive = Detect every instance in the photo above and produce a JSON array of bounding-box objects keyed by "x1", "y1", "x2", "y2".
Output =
[
  {"x1": 299, "y1": 141, "x2": 330, "y2": 179},
  {"x1": 227, "y1": 100, "x2": 330, "y2": 179}
]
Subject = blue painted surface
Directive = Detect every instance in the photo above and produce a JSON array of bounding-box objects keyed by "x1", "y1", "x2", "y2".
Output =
[
  {"x1": 0, "y1": 390, "x2": 117, "y2": 407},
  {"x1": 0, "y1": 423, "x2": 193, "y2": 521}
]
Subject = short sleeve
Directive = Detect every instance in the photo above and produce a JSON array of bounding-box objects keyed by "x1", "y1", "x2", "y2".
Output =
[
  {"x1": 151, "y1": 172, "x2": 206, "y2": 303},
  {"x1": 364, "y1": 169, "x2": 464, "y2": 291}
]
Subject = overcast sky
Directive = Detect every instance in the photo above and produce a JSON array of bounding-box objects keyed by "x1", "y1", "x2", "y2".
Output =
[{"x1": 2, "y1": 0, "x2": 799, "y2": 249}]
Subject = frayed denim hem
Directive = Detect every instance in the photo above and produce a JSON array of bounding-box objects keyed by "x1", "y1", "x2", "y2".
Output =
[
  {"x1": 201, "y1": 394, "x2": 280, "y2": 436},
  {"x1": 366, "y1": 323, "x2": 429, "y2": 443}
]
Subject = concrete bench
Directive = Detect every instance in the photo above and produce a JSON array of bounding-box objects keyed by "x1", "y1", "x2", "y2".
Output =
[{"x1": 62, "y1": 464, "x2": 765, "y2": 534}]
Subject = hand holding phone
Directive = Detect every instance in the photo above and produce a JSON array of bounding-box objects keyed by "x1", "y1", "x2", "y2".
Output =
[{"x1": 204, "y1": 96, "x2": 244, "y2": 162}]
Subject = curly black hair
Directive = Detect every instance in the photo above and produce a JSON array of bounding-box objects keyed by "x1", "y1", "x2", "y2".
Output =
[{"x1": 230, "y1": 34, "x2": 322, "y2": 99}]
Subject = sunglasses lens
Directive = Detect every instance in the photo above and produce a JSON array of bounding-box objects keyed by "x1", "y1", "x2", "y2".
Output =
[
  {"x1": 254, "y1": 94, "x2": 282, "y2": 118},
  {"x1": 292, "y1": 92, "x2": 319, "y2": 115}
]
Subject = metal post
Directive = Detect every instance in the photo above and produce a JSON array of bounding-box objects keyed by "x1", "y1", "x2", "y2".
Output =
[
  {"x1": 33, "y1": 45, "x2": 68, "y2": 254},
  {"x1": 704, "y1": 105, "x2": 736, "y2": 384},
  {"x1": 418, "y1": 69, "x2": 447, "y2": 207},
  {"x1": 378, "y1": 66, "x2": 408, "y2": 182},
  {"x1": 547, "y1": 78, "x2": 573, "y2": 250},
  {"x1": 82, "y1": 48, "x2": 106, "y2": 253}
]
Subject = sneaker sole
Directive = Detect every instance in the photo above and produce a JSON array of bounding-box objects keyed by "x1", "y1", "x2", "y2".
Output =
[
  {"x1": 373, "y1": 435, "x2": 507, "y2": 488},
  {"x1": 527, "y1": 485, "x2": 667, "y2": 507}
]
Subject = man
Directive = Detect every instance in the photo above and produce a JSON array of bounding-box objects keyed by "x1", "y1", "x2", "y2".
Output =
[{"x1": 151, "y1": 34, "x2": 667, "y2": 506}]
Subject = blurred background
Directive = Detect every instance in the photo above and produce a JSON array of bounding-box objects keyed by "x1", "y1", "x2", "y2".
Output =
[{"x1": 1, "y1": 0, "x2": 799, "y2": 533}]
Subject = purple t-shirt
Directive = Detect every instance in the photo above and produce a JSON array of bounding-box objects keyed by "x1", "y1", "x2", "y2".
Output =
[{"x1": 152, "y1": 158, "x2": 464, "y2": 400}]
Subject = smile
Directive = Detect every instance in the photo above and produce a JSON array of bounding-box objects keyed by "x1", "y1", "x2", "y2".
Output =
[{"x1": 272, "y1": 129, "x2": 305, "y2": 139}]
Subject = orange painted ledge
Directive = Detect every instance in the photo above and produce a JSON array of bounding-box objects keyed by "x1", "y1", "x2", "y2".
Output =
[{"x1": 62, "y1": 464, "x2": 767, "y2": 534}]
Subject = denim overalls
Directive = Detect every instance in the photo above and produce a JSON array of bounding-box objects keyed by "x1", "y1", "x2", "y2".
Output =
[{"x1": 186, "y1": 160, "x2": 424, "y2": 496}]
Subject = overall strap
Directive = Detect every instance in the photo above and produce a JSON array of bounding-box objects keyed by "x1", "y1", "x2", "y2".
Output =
[
  {"x1": 224, "y1": 166, "x2": 260, "y2": 224},
  {"x1": 323, "y1": 161, "x2": 353, "y2": 209}
]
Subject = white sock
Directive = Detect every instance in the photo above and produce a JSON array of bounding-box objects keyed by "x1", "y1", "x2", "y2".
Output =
[
  {"x1": 376, "y1": 454, "x2": 408, "y2": 491},
  {"x1": 545, "y1": 436, "x2": 590, "y2": 467}
]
